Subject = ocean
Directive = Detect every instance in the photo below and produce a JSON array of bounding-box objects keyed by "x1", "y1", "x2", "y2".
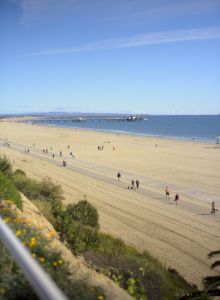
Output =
[{"x1": 32, "y1": 115, "x2": 220, "y2": 143}]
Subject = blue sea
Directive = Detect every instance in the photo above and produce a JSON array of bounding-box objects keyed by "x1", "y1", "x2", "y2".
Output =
[{"x1": 33, "y1": 115, "x2": 220, "y2": 143}]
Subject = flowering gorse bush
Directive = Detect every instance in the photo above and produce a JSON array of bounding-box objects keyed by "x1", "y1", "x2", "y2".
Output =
[{"x1": 0, "y1": 200, "x2": 103, "y2": 300}]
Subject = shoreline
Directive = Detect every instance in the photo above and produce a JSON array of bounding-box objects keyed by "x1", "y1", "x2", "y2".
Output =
[{"x1": 24, "y1": 121, "x2": 216, "y2": 145}]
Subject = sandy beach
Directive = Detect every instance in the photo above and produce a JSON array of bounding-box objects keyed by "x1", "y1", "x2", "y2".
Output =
[{"x1": 0, "y1": 120, "x2": 220, "y2": 287}]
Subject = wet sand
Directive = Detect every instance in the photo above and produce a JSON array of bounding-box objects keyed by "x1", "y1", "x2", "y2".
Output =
[{"x1": 0, "y1": 120, "x2": 220, "y2": 286}]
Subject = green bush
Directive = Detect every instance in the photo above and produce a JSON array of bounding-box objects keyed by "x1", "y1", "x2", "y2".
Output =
[
  {"x1": 0, "y1": 171, "x2": 22, "y2": 209},
  {"x1": 54, "y1": 200, "x2": 100, "y2": 253},
  {"x1": 62, "y1": 221, "x2": 99, "y2": 253},
  {"x1": 12, "y1": 176, "x2": 63, "y2": 203},
  {"x1": 0, "y1": 155, "x2": 13, "y2": 177},
  {"x1": 12, "y1": 176, "x2": 40, "y2": 200},
  {"x1": 14, "y1": 169, "x2": 26, "y2": 177},
  {"x1": 37, "y1": 178, "x2": 63, "y2": 202},
  {"x1": 66, "y1": 200, "x2": 99, "y2": 228}
]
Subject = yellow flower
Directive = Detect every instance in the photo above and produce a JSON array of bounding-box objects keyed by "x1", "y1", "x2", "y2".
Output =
[
  {"x1": 15, "y1": 218, "x2": 22, "y2": 223},
  {"x1": 58, "y1": 259, "x2": 63, "y2": 265},
  {"x1": 53, "y1": 261, "x2": 58, "y2": 267},
  {"x1": 32, "y1": 253, "x2": 37, "y2": 257},
  {"x1": 98, "y1": 296, "x2": 104, "y2": 300},
  {"x1": 16, "y1": 230, "x2": 22, "y2": 237},
  {"x1": 29, "y1": 238, "x2": 36, "y2": 247},
  {"x1": 3, "y1": 218, "x2": 10, "y2": 223},
  {"x1": 39, "y1": 257, "x2": 45, "y2": 263}
]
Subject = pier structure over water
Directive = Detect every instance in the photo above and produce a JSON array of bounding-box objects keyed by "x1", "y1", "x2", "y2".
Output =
[{"x1": 31, "y1": 115, "x2": 148, "y2": 124}]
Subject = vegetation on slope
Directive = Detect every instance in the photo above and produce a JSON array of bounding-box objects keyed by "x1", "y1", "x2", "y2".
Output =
[
  {"x1": 0, "y1": 200, "x2": 103, "y2": 300},
  {"x1": 0, "y1": 170, "x2": 22, "y2": 209},
  {"x1": 0, "y1": 156, "x2": 103, "y2": 300}
]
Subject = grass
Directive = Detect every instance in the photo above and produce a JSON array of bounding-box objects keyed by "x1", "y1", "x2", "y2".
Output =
[
  {"x1": 0, "y1": 171, "x2": 22, "y2": 209},
  {"x1": 31, "y1": 199, "x2": 55, "y2": 225}
]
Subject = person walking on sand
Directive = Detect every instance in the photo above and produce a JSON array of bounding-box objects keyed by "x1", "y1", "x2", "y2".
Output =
[
  {"x1": 136, "y1": 180, "x2": 139, "y2": 190},
  {"x1": 211, "y1": 201, "x2": 217, "y2": 215},
  {"x1": 60, "y1": 151, "x2": 62, "y2": 157},
  {"x1": 174, "y1": 193, "x2": 179, "y2": 204},
  {"x1": 117, "y1": 172, "x2": 121, "y2": 181},
  {"x1": 131, "y1": 179, "x2": 135, "y2": 189},
  {"x1": 63, "y1": 160, "x2": 66, "y2": 167},
  {"x1": 165, "y1": 187, "x2": 170, "y2": 199}
]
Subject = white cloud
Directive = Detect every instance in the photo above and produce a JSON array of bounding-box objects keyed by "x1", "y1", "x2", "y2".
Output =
[{"x1": 32, "y1": 26, "x2": 220, "y2": 56}]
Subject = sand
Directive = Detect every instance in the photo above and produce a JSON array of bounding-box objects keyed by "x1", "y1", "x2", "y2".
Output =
[{"x1": 0, "y1": 120, "x2": 220, "y2": 287}]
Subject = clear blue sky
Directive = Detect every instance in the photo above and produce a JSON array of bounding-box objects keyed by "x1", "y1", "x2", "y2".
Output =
[{"x1": 1, "y1": 0, "x2": 220, "y2": 114}]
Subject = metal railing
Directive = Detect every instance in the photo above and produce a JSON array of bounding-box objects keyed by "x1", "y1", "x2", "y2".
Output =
[{"x1": 0, "y1": 215, "x2": 69, "y2": 300}]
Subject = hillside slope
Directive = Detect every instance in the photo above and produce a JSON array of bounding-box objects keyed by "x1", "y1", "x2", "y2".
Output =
[{"x1": 19, "y1": 193, "x2": 132, "y2": 300}]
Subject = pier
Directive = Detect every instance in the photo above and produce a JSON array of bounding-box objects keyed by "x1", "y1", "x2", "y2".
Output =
[{"x1": 30, "y1": 115, "x2": 148, "y2": 124}]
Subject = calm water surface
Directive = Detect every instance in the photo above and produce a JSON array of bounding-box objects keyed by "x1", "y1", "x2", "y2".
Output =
[{"x1": 33, "y1": 115, "x2": 220, "y2": 143}]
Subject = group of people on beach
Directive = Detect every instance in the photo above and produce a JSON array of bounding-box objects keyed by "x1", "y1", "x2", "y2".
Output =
[
  {"x1": 3, "y1": 142, "x2": 10, "y2": 147},
  {"x1": 117, "y1": 172, "x2": 140, "y2": 190},
  {"x1": 115, "y1": 177, "x2": 217, "y2": 215},
  {"x1": 39, "y1": 144, "x2": 74, "y2": 165},
  {"x1": 62, "y1": 144, "x2": 76, "y2": 166},
  {"x1": 165, "y1": 187, "x2": 179, "y2": 204},
  {"x1": 97, "y1": 143, "x2": 115, "y2": 151},
  {"x1": 165, "y1": 187, "x2": 217, "y2": 214},
  {"x1": 43, "y1": 149, "x2": 48, "y2": 154},
  {"x1": 129, "y1": 179, "x2": 140, "y2": 190},
  {"x1": 97, "y1": 145, "x2": 104, "y2": 150},
  {"x1": 2, "y1": 137, "x2": 217, "y2": 216}
]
